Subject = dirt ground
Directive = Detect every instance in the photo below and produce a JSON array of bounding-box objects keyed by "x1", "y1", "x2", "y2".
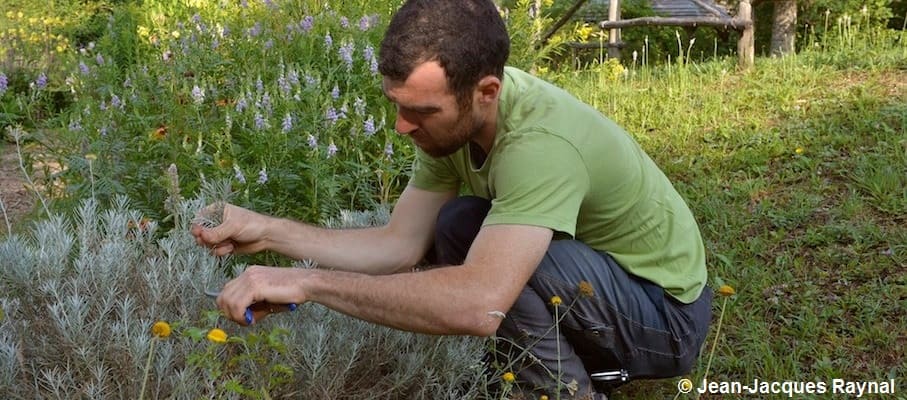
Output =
[{"x1": 0, "y1": 144, "x2": 34, "y2": 232}]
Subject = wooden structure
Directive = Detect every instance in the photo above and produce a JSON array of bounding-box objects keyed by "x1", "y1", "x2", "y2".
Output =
[{"x1": 542, "y1": 0, "x2": 754, "y2": 68}]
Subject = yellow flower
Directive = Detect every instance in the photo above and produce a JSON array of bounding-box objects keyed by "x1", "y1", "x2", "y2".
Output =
[
  {"x1": 718, "y1": 285, "x2": 736, "y2": 297},
  {"x1": 207, "y1": 328, "x2": 228, "y2": 343},
  {"x1": 576, "y1": 24, "x2": 595, "y2": 41},
  {"x1": 578, "y1": 280, "x2": 595, "y2": 298},
  {"x1": 501, "y1": 372, "x2": 516, "y2": 383},
  {"x1": 171, "y1": 30, "x2": 180, "y2": 39},
  {"x1": 540, "y1": 396, "x2": 549, "y2": 400},
  {"x1": 795, "y1": 147, "x2": 804, "y2": 154},
  {"x1": 550, "y1": 295, "x2": 562, "y2": 306},
  {"x1": 85, "y1": 153, "x2": 97, "y2": 161},
  {"x1": 151, "y1": 321, "x2": 171, "y2": 338}
]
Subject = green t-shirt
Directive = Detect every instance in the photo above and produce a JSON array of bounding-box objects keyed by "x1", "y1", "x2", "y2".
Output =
[{"x1": 409, "y1": 67, "x2": 706, "y2": 303}]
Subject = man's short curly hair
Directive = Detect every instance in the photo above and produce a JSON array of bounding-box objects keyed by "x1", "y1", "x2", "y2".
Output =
[{"x1": 378, "y1": 0, "x2": 510, "y2": 106}]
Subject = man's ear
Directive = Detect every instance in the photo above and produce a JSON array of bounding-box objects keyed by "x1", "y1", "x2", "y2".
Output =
[{"x1": 474, "y1": 75, "x2": 502, "y2": 105}]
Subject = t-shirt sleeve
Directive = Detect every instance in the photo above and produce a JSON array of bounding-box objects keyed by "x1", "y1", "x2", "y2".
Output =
[
  {"x1": 483, "y1": 132, "x2": 589, "y2": 236},
  {"x1": 408, "y1": 147, "x2": 461, "y2": 192}
]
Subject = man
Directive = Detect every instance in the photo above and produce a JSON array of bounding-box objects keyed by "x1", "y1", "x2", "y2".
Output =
[{"x1": 191, "y1": 0, "x2": 711, "y2": 398}]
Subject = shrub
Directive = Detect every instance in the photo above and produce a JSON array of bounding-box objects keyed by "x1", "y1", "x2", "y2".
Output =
[
  {"x1": 0, "y1": 196, "x2": 485, "y2": 398},
  {"x1": 43, "y1": 0, "x2": 409, "y2": 226}
]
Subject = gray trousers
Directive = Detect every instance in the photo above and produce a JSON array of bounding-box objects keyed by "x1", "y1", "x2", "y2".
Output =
[{"x1": 430, "y1": 197, "x2": 712, "y2": 398}]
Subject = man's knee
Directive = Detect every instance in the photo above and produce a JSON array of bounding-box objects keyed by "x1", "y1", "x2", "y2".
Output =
[
  {"x1": 436, "y1": 196, "x2": 490, "y2": 235},
  {"x1": 433, "y1": 196, "x2": 490, "y2": 265}
]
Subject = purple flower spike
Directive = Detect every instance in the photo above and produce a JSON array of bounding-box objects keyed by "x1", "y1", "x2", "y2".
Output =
[{"x1": 35, "y1": 73, "x2": 48, "y2": 89}]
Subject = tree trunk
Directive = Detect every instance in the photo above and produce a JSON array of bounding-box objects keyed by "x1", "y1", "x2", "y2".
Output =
[{"x1": 770, "y1": 0, "x2": 797, "y2": 56}]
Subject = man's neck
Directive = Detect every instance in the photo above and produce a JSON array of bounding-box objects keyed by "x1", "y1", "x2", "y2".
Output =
[{"x1": 471, "y1": 100, "x2": 499, "y2": 155}]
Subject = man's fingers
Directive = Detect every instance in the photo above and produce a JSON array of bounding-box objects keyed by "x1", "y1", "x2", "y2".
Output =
[{"x1": 212, "y1": 241, "x2": 235, "y2": 257}]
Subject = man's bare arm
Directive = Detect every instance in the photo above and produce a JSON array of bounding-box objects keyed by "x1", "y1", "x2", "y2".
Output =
[
  {"x1": 225, "y1": 224, "x2": 555, "y2": 335},
  {"x1": 192, "y1": 186, "x2": 455, "y2": 275},
  {"x1": 260, "y1": 186, "x2": 455, "y2": 274}
]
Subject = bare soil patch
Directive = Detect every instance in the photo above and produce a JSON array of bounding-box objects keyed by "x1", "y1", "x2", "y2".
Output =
[{"x1": 0, "y1": 144, "x2": 34, "y2": 232}]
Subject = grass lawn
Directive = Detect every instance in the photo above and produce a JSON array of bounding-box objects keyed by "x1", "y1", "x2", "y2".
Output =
[{"x1": 552, "y1": 48, "x2": 906, "y2": 398}]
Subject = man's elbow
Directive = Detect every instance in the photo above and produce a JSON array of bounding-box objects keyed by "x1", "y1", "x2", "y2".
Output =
[
  {"x1": 453, "y1": 302, "x2": 508, "y2": 337},
  {"x1": 466, "y1": 314, "x2": 503, "y2": 337}
]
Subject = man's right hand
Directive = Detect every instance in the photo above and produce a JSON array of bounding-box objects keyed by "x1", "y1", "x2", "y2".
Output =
[{"x1": 191, "y1": 203, "x2": 273, "y2": 256}]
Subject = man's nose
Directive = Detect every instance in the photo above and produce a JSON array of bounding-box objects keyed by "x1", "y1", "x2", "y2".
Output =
[{"x1": 395, "y1": 114, "x2": 418, "y2": 135}]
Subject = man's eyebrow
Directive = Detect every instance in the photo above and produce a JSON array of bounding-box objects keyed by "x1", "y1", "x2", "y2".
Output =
[
  {"x1": 381, "y1": 91, "x2": 441, "y2": 113},
  {"x1": 405, "y1": 104, "x2": 441, "y2": 113}
]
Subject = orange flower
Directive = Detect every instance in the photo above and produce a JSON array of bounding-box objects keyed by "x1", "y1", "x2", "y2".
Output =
[
  {"x1": 577, "y1": 280, "x2": 594, "y2": 298},
  {"x1": 151, "y1": 125, "x2": 168, "y2": 140}
]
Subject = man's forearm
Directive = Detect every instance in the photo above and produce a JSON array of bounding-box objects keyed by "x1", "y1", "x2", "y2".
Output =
[
  {"x1": 300, "y1": 266, "x2": 506, "y2": 336},
  {"x1": 265, "y1": 218, "x2": 422, "y2": 274}
]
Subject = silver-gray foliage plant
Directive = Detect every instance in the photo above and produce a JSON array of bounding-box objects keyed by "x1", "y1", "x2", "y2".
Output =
[{"x1": 0, "y1": 195, "x2": 484, "y2": 398}]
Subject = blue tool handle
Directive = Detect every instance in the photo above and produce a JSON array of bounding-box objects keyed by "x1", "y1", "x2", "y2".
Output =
[{"x1": 244, "y1": 303, "x2": 297, "y2": 325}]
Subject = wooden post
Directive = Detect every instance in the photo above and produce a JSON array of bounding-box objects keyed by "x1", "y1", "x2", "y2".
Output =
[
  {"x1": 737, "y1": 0, "x2": 754, "y2": 69},
  {"x1": 608, "y1": 0, "x2": 621, "y2": 59}
]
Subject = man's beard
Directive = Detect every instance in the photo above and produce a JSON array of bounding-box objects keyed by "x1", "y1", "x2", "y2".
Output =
[
  {"x1": 417, "y1": 102, "x2": 483, "y2": 158},
  {"x1": 418, "y1": 119, "x2": 482, "y2": 158}
]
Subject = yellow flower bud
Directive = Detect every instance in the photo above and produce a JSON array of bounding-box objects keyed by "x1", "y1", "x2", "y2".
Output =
[
  {"x1": 718, "y1": 285, "x2": 736, "y2": 297},
  {"x1": 501, "y1": 372, "x2": 516, "y2": 383},
  {"x1": 550, "y1": 295, "x2": 562, "y2": 306},
  {"x1": 151, "y1": 321, "x2": 172, "y2": 338},
  {"x1": 207, "y1": 328, "x2": 228, "y2": 343}
]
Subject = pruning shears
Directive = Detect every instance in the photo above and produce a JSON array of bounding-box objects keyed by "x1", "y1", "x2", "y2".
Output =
[{"x1": 204, "y1": 288, "x2": 298, "y2": 325}]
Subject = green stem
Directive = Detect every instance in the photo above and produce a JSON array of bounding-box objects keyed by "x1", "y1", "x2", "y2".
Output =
[
  {"x1": 696, "y1": 296, "x2": 727, "y2": 400},
  {"x1": 138, "y1": 337, "x2": 157, "y2": 400},
  {"x1": 555, "y1": 305, "x2": 562, "y2": 400}
]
